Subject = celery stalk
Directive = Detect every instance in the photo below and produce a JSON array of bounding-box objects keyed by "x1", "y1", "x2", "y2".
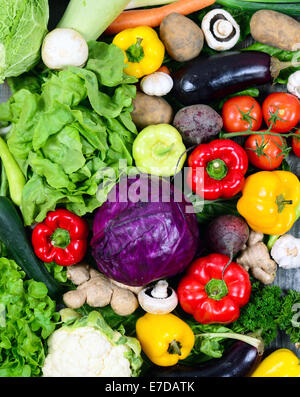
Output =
[
  {"x1": 57, "y1": 0, "x2": 130, "y2": 41},
  {"x1": 125, "y1": 0, "x2": 177, "y2": 9}
]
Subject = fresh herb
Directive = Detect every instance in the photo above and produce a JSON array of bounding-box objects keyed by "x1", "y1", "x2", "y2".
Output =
[
  {"x1": 277, "y1": 289, "x2": 300, "y2": 344},
  {"x1": 231, "y1": 282, "x2": 283, "y2": 346}
]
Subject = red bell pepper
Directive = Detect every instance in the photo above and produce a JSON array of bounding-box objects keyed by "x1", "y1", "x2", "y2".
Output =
[
  {"x1": 32, "y1": 209, "x2": 89, "y2": 267},
  {"x1": 186, "y1": 139, "x2": 248, "y2": 200},
  {"x1": 177, "y1": 253, "x2": 251, "y2": 324}
]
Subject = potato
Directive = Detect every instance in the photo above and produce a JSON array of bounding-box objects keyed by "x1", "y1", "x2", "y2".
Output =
[
  {"x1": 173, "y1": 104, "x2": 223, "y2": 146},
  {"x1": 160, "y1": 13, "x2": 204, "y2": 62},
  {"x1": 250, "y1": 10, "x2": 300, "y2": 51},
  {"x1": 131, "y1": 92, "x2": 174, "y2": 129}
]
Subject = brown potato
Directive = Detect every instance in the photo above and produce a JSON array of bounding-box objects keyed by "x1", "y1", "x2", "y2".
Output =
[
  {"x1": 160, "y1": 13, "x2": 204, "y2": 62},
  {"x1": 131, "y1": 92, "x2": 174, "y2": 129},
  {"x1": 250, "y1": 10, "x2": 300, "y2": 51}
]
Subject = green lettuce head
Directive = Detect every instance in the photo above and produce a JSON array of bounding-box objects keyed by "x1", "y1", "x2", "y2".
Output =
[{"x1": 0, "y1": 0, "x2": 49, "y2": 83}]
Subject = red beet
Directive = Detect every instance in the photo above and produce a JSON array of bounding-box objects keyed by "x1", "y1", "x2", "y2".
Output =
[{"x1": 206, "y1": 215, "x2": 249, "y2": 258}]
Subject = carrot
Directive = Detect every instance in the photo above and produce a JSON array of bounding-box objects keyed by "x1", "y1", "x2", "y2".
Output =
[{"x1": 105, "y1": 0, "x2": 216, "y2": 35}]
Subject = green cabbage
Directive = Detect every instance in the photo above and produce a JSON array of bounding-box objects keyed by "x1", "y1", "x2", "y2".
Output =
[{"x1": 0, "y1": 0, "x2": 49, "y2": 83}]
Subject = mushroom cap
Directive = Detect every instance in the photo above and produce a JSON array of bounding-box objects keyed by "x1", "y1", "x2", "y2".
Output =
[
  {"x1": 138, "y1": 282, "x2": 178, "y2": 314},
  {"x1": 42, "y1": 28, "x2": 89, "y2": 70},
  {"x1": 201, "y1": 9, "x2": 240, "y2": 51}
]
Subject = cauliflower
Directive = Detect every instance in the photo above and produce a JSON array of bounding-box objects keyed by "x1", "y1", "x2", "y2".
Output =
[{"x1": 42, "y1": 311, "x2": 142, "y2": 377}]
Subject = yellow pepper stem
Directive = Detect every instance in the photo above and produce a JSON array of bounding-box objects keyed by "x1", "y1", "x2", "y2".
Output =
[
  {"x1": 276, "y1": 194, "x2": 293, "y2": 213},
  {"x1": 167, "y1": 340, "x2": 182, "y2": 356},
  {"x1": 126, "y1": 37, "x2": 144, "y2": 63}
]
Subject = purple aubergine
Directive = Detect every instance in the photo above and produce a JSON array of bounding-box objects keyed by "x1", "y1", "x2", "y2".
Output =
[
  {"x1": 91, "y1": 175, "x2": 199, "y2": 286},
  {"x1": 172, "y1": 51, "x2": 275, "y2": 105},
  {"x1": 146, "y1": 342, "x2": 261, "y2": 378},
  {"x1": 206, "y1": 215, "x2": 249, "y2": 257}
]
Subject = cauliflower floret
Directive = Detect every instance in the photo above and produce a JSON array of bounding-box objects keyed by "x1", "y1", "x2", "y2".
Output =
[{"x1": 42, "y1": 326, "x2": 132, "y2": 377}]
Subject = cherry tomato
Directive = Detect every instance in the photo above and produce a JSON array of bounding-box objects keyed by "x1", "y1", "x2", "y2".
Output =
[
  {"x1": 222, "y1": 96, "x2": 262, "y2": 132},
  {"x1": 293, "y1": 129, "x2": 300, "y2": 157},
  {"x1": 262, "y1": 92, "x2": 300, "y2": 133},
  {"x1": 245, "y1": 132, "x2": 287, "y2": 170}
]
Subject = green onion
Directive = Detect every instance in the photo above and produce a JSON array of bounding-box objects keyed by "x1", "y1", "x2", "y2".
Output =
[
  {"x1": 216, "y1": 0, "x2": 300, "y2": 15},
  {"x1": 125, "y1": 0, "x2": 177, "y2": 9}
]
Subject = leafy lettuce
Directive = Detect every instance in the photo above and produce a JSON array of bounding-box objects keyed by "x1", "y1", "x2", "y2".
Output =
[
  {"x1": 0, "y1": 257, "x2": 59, "y2": 377},
  {"x1": 0, "y1": 42, "x2": 137, "y2": 225},
  {"x1": 0, "y1": 0, "x2": 49, "y2": 83}
]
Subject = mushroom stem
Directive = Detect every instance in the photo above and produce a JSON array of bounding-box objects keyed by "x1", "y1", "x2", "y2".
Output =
[
  {"x1": 215, "y1": 20, "x2": 233, "y2": 37},
  {"x1": 151, "y1": 280, "x2": 169, "y2": 299}
]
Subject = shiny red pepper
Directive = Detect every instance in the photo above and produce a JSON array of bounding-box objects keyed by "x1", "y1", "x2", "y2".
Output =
[
  {"x1": 177, "y1": 254, "x2": 251, "y2": 324},
  {"x1": 186, "y1": 139, "x2": 248, "y2": 200},
  {"x1": 32, "y1": 209, "x2": 89, "y2": 267}
]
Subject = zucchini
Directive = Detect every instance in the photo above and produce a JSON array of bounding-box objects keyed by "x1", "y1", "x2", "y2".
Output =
[
  {"x1": 216, "y1": 0, "x2": 300, "y2": 16},
  {"x1": 0, "y1": 197, "x2": 63, "y2": 299}
]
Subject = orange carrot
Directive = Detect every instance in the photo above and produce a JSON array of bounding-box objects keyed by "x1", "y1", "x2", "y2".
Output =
[
  {"x1": 156, "y1": 65, "x2": 171, "y2": 75},
  {"x1": 105, "y1": 0, "x2": 216, "y2": 35}
]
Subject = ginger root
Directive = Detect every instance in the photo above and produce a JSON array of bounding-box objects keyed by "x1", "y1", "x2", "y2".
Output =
[
  {"x1": 63, "y1": 264, "x2": 141, "y2": 316},
  {"x1": 236, "y1": 230, "x2": 277, "y2": 285}
]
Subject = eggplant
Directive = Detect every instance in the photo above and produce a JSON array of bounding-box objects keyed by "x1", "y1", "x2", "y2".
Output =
[
  {"x1": 145, "y1": 341, "x2": 261, "y2": 378},
  {"x1": 172, "y1": 51, "x2": 275, "y2": 106}
]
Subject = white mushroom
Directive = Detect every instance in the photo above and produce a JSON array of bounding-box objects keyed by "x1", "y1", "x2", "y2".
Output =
[
  {"x1": 140, "y1": 72, "x2": 174, "y2": 97},
  {"x1": 42, "y1": 28, "x2": 89, "y2": 70},
  {"x1": 271, "y1": 234, "x2": 300, "y2": 269},
  {"x1": 201, "y1": 9, "x2": 240, "y2": 51},
  {"x1": 287, "y1": 71, "x2": 300, "y2": 99},
  {"x1": 138, "y1": 280, "x2": 178, "y2": 314}
]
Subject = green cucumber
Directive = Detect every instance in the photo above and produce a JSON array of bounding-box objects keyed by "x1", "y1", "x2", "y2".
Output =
[{"x1": 0, "y1": 197, "x2": 63, "y2": 299}]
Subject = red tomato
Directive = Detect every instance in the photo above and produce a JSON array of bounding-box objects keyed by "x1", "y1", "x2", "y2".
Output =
[
  {"x1": 222, "y1": 96, "x2": 262, "y2": 132},
  {"x1": 293, "y1": 129, "x2": 300, "y2": 158},
  {"x1": 262, "y1": 92, "x2": 300, "y2": 133},
  {"x1": 245, "y1": 132, "x2": 287, "y2": 170}
]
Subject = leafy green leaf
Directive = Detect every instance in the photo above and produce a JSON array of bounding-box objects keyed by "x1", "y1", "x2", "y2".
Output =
[
  {"x1": 5, "y1": 42, "x2": 137, "y2": 225},
  {"x1": 0, "y1": 257, "x2": 59, "y2": 376}
]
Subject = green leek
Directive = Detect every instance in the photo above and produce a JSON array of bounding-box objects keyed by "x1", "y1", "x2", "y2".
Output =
[{"x1": 57, "y1": 0, "x2": 130, "y2": 41}]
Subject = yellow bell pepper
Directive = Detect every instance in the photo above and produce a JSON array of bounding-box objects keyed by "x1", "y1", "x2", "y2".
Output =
[
  {"x1": 251, "y1": 349, "x2": 300, "y2": 377},
  {"x1": 237, "y1": 171, "x2": 300, "y2": 235},
  {"x1": 136, "y1": 312, "x2": 195, "y2": 367},
  {"x1": 112, "y1": 26, "x2": 165, "y2": 78}
]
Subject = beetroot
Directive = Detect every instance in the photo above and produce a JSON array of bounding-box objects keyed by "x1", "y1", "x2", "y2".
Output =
[{"x1": 206, "y1": 215, "x2": 249, "y2": 258}]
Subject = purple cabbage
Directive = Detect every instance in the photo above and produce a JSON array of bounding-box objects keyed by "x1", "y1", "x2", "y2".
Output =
[{"x1": 91, "y1": 175, "x2": 199, "y2": 286}]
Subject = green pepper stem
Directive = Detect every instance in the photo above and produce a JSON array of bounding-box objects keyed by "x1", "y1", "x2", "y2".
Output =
[
  {"x1": 196, "y1": 333, "x2": 264, "y2": 355},
  {"x1": 205, "y1": 278, "x2": 228, "y2": 300},
  {"x1": 51, "y1": 228, "x2": 71, "y2": 249},
  {"x1": 126, "y1": 37, "x2": 144, "y2": 63},
  {"x1": 206, "y1": 159, "x2": 228, "y2": 180},
  {"x1": 152, "y1": 142, "x2": 174, "y2": 158}
]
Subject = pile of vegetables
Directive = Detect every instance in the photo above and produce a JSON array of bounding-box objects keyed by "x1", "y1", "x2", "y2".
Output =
[{"x1": 0, "y1": 0, "x2": 300, "y2": 379}]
